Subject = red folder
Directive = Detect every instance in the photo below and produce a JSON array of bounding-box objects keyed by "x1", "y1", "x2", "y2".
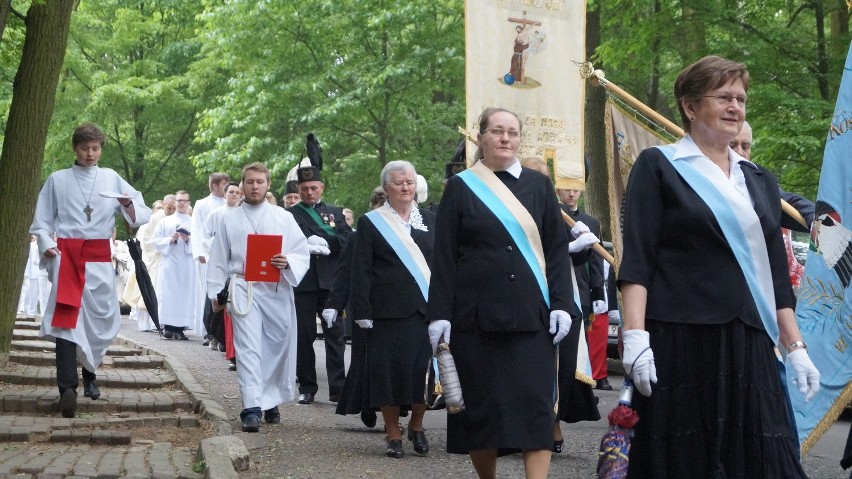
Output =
[{"x1": 245, "y1": 234, "x2": 283, "y2": 282}]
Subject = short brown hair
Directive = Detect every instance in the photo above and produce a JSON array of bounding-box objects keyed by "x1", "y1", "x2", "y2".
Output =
[
  {"x1": 72, "y1": 123, "x2": 106, "y2": 147},
  {"x1": 209, "y1": 172, "x2": 230, "y2": 187},
  {"x1": 241, "y1": 162, "x2": 270, "y2": 183},
  {"x1": 674, "y1": 55, "x2": 749, "y2": 133}
]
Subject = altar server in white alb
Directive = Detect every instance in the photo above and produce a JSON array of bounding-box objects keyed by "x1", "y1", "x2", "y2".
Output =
[
  {"x1": 30, "y1": 123, "x2": 151, "y2": 418},
  {"x1": 153, "y1": 190, "x2": 197, "y2": 340},
  {"x1": 207, "y1": 162, "x2": 309, "y2": 432}
]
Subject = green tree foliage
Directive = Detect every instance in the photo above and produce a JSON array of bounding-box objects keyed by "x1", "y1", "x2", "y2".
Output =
[
  {"x1": 192, "y1": 0, "x2": 464, "y2": 214},
  {"x1": 45, "y1": 0, "x2": 209, "y2": 208}
]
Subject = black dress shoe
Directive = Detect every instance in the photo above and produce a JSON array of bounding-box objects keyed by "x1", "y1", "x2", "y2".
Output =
[
  {"x1": 242, "y1": 415, "x2": 260, "y2": 432},
  {"x1": 162, "y1": 331, "x2": 173, "y2": 339},
  {"x1": 175, "y1": 330, "x2": 189, "y2": 341},
  {"x1": 553, "y1": 438, "x2": 564, "y2": 453},
  {"x1": 228, "y1": 359, "x2": 236, "y2": 371},
  {"x1": 264, "y1": 406, "x2": 280, "y2": 424},
  {"x1": 328, "y1": 394, "x2": 340, "y2": 403},
  {"x1": 407, "y1": 429, "x2": 429, "y2": 454},
  {"x1": 83, "y1": 380, "x2": 100, "y2": 400},
  {"x1": 361, "y1": 409, "x2": 377, "y2": 428},
  {"x1": 297, "y1": 393, "x2": 314, "y2": 404},
  {"x1": 59, "y1": 389, "x2": 77, "y2": 418},
  {"x1": 386, "y1": 439, "x2": 404, "y2": 458},
  {"x1": 218, "y1": 342, "x2": 226, "y2": 352},
  {"x1": 201, "y1": 336, "x2": 210, "y2": 346},
  {"x1": 595, "y1": 378, "x2": 613, "y2": 391}
]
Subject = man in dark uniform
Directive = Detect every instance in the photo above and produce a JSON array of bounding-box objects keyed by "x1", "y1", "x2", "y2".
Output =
[
  {"x1": 558, "y1": 187, "x2": 610, "y2": 390},
  {"x1": 287, "y1": 166, "x2": 353, "y2": 404}
]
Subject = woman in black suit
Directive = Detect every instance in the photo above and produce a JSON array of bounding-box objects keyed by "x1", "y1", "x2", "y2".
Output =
[
  {"x1": 619, "y1": 55, "x2": 820, "y2": 477},
  {"x1": 427, "y1": 107, "x2": 576, "y2": 478},
  {"x1": 350, "y1": 161, "x2": 435, "y2": 459}
]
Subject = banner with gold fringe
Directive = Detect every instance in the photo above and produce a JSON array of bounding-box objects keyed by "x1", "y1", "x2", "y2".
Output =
[
  {"x1": 788, "y1": 39, "x2": 852, "y2": 454},
  {"x1": 603, "y1": 98, "x2": 675, "y2": 263},
  {"x1": 464, "y1": 0, "x2": 586, "y2": 190}
]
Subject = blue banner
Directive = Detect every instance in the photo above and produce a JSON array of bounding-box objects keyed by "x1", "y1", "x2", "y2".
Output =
[{"x1": 790, "y1": 40, "x2": 852, "y2": 453}]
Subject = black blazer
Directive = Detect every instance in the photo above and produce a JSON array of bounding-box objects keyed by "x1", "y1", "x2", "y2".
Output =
[
  {"x1": 562, "y1": 206, "x2": 605, "y2": 317},
  {"x1": 287, "y1": 201, "x2": 353, "y2": 291},
  {"x1": 618, "y1": 147, "x2": 794, "y2": 329},
  {"x1": 351, "y1": 209, "x2": 436, "y2": 320},
  {"x1": 325, "y1": 231, "x2": 356, "y2": 311},
  {"x1": 426, "y1": 168, "x2": 577, "y2": 332}
]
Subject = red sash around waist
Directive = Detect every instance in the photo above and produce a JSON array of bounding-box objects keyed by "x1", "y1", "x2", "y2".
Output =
[{"x1": 52, "y1": 238, "x2": 111, "y2": 329}]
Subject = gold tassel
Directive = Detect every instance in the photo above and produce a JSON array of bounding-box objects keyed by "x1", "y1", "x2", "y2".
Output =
[
  {"x1": 800, "y1": 382, "x2": 852, "y2": 455},
  {"x1": 434, "y1": 382, "x2": 443, "y2": 395}
]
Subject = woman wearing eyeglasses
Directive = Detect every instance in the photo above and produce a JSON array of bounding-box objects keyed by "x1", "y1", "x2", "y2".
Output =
[
  {"x1": 427, "y1": 107, "x2": 575, "y2": 478},
  {"x1": 619, "y1": 55, "x2": 819, "y2": 477}
]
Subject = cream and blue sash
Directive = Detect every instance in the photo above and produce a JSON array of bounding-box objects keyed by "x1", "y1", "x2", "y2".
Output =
[
  {"x1": 656, "y1": 144, "x2": 779, "y2": 343},
  {"x1": 457, "y1": 161, "x2": 550, "y2": 307},
  {"x1": 365, "y1": 208, "x2": 431, "y2": 301}
]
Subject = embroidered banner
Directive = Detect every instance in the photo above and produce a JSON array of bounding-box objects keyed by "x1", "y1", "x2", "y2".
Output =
[
  {"x1": 789, "y1": 40, "x2": 852, "y2": 454},
  {"x1": 465, "y1": 0, "x2": 586, "y2": 190}
]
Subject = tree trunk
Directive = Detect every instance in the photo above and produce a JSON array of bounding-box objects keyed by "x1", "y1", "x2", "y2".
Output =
[
  {"x1": 584, "y1": 4, "x2": 611, "y2": 241},
  {"x1": 813, "y1": 0, "x2": 831, "y2": 101},
  {"x1": 0, "y1": 1, "x2": 74, "y2": 364}
]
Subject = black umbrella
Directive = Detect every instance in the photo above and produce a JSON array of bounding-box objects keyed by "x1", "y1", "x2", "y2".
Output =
[{"x1": 126, "y1": 237, "x2": 162, "y2": 334}]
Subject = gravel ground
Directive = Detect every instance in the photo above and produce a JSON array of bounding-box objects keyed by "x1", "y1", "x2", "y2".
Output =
[{"x1": 119, "y1": 318, "x2": 849, "y2": 478}]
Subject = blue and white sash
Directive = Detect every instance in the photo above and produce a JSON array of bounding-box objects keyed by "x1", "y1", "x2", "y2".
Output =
[
  {"x1": 457, "y1": 161, "x2": 550, "y2": 307},
  {"x1": 656, "y1": 142, "x2": 778, "y2": 343},
  {"x1": 365, "y1": 208, "x2": 431, "y2": 301}
]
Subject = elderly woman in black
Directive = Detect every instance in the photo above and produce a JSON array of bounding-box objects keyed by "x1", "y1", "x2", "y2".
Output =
[
  {"x1": 427, "y1": 107, "x2": 576, "y2": 478},
  {"x1": 350, "y1": 161, "x2": 435, "y2": 459},
  {"x1": 619, "y1": 55, "x2": 820, "y2": 477}
]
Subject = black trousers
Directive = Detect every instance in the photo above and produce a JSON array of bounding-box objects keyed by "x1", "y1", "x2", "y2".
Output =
[
  {"x1": 295, "y1": 289, "x2": 345, "y2": 396},
  {"x1": 55, "y1": 338, "x2": 95, "y2": 394}
]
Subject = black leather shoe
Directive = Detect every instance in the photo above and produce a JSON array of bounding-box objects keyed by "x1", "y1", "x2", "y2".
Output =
[
  {"x1": 59, "y1": 389, "x2": 77, "y2": 418},
  {"x1": 297, "y1": 393, "x2": 314, "y2": 404},
  {"x1": 328, "y1": 394, "x2": 340, "y2": 403},
  {"x1": 175, "y1": 330, "x2": 189, "y2": 341},
  {"x1": 228, "y1": 359, "x2": 236, "y2": 371},
  {"x1": 242, "y1": 415, "x2": 260, "y2": 432},
  {"x1": 407, "y1": 429, "x2": 429, "y2": 454},
  {"x1": 162, "y1": 331, "x2": 173, "y2": 339},
  {"x1": 83, "y1": 380, "x2": 100, "y2": 400},
  {"x1": 361, "y1": 409, "x2": 377, "y2": 428},
  {"x1": 595, "y1": 378, "x2": 613, "y2": 391},
  {"x1": 386, "y1": 439, "x2": 404, "y2": 458},
  {"x1": 201, "y1": 336, "x2": 210, "y2": 346},
  {"x1": 553, "y1": 438, "x2": 564, "y2": 453},
  {"x1": 218, "y1": 342, "x2": 226, "y2": 352},
  {"x1": 264, "y1": 406, "x2": 280, "y2": 424}
]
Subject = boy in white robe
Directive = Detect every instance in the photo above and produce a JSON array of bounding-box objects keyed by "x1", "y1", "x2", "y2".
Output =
[
  {"x1": 153, "y1": 190, "x2": 197, "y2": 340},
  {"x1": 207, "y1": 162, "x2": 309, "y2": 432},
  {"x1": 30, "y1": 123, "x2": 151, "y2": 418}
]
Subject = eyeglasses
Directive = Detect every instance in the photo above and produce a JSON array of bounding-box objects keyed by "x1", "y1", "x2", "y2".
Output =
[
  {"x1": 390, "y1": 180, "x2": 416, "y2": 187},
  {"x1": 703, "y1": 94, "x2": 747, "y2": 107},
  {"x1": 486, "y1": 128, "x2": 521, "y2": 138}
]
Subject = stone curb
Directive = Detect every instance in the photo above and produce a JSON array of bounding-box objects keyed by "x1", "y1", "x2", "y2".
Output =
[{"x1": 115, "y1": 335, "x2": 246, "y2": 478}]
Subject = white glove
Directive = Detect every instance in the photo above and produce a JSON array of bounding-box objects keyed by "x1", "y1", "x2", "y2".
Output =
[
  {"x1": 549, "y1": 310, "x2": 571, "y2": 344},
  {"x1": 306, "y1": 235, "x2": 329, "y2": 248},
  {"x1": 355, "y1": 319, "x2": 373, "y2": 329},
  {"x1": 307, "y1": 244, "x2": 331, "y2": 255},
  {"x1": 788, "y1": 348, "x2": 820, "y2": 402},
  {"x1": 622, "y1": 329, "x2": 657, "y2": 397},
  {"x1": 428, "y1": 319, "x2": 452, "y2": 353},
  {"x1": 570, "y1": 221, "x2": 591, "y2": 238},
  {"x1": 608, "y1": 310, "x2": 621, "y2": 322},
  {"x1": 321, "y1": 308, "x2": 338, "y2": 328},
  {"x1": 568, "y1": 233, "x2": 599, "y2": 253},
  {"x1": 592, "y1": 300, "x2": 608, "y2": 315}
]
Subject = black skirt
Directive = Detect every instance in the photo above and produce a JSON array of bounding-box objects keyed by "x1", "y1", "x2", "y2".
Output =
[
  {"x1": 336, "y1": 323, "x2": 371, "y2": 415},
  {"x1": 555, "y1": 317, "x2": 600, "y2": 423},
  {"x1": 364, "y1": 314, "x2": 430, "y2": 408},
  {"x1": 627, "y1": 318, "x2": 807, "y2": 478},
  {"x1": 447, "y1": 328, "x2": 555, "y2": 455}
]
